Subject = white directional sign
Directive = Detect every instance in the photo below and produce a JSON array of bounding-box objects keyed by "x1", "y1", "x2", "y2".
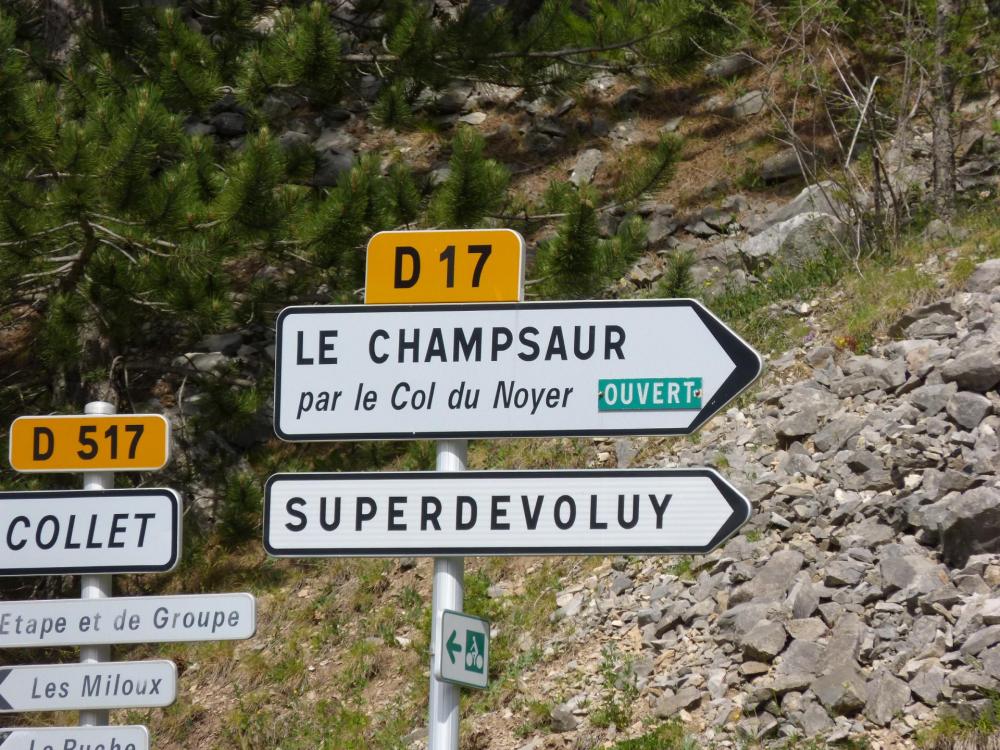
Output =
[
  {"x1": 0, "y1": 593, "x2": 256, "y2": 649},
  {"x1": 264, "y1": 469, "x2": 751, "y2": 557},
  {"x1": 0, "y1": 725, "x2": 148, "y2": 750},
  {"x1": 0, "y1": 661, "x2": 176, "y2": 713},
  {"x1": 436, "y1": 610, "x2": 489, "y2": 690},
  {"x1": 0, "y1": 489, "x2": 181, "y2": 576},
  {"x1": 273, "y1": 300, "x2": 762, "y2": 440}
]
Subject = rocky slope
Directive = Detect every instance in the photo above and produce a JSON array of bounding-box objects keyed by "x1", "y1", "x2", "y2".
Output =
[{"x1": 442, "y1": 259, "x2": 1000, "y2": 750}]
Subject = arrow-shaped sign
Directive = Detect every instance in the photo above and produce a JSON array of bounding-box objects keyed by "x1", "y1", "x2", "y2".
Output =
[
  {"x1": 446, "y1": 631, "x2": 461, "y2": 664},
  {"x1": 274, "y1": 300, "x2": 762, "y2": 440},
  {"x1": 0, "y1": 726, "x2": 148, "y2": 750},
  {"x1": 0, "y1": 661, "x2": 176, "y2": 713},
  {"x1": 265, "y1": 469, "x2": 751, "y2": 557}
]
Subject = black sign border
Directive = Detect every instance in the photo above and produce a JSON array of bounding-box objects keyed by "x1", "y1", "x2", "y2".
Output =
[
  {"x1": 263, "y1": 469, "x2": 751, "y2": 557},
  {"x1": 0, "y1": 489, "x2": 181, "y2": 577},
  {"x1": 273, "y1": 300, "x2": 762, "y2": 441}
]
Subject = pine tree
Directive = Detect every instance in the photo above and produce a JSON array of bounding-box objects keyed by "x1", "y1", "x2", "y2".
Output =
[{"x1": 429, "y1": 127, "x2": 509, "y2": 228}]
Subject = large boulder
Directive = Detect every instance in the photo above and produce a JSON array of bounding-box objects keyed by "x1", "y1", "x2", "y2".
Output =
[
  {"x1": 940, "y1": 487, "x2": 1000, "y2": 567},
  {"x1": 940, "y1": 348, "x2": 1000, "y2": 392},
  {"x1": 740, "y1": 212, "x2": 849, "y2": 271},
  {"x1": 864, "y1": 669, "x2": 911, "y2": 726},
  {"x1": 811, "y1": 663, "x2": 867, "y2": 715},
  {"x1": 965, "y1": 258, "x2": 1000, "y2": 293},
  {"x1": 750, "y1": 181, "x2": 846, "y2": 234}
]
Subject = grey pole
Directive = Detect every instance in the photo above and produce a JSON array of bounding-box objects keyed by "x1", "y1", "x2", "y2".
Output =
[
  {"x1": 79, "y1": 400, "x2": 115, "y2": 727},
  {"x1": 428, "y1": 439, "x2": 467, "y2": 750}
]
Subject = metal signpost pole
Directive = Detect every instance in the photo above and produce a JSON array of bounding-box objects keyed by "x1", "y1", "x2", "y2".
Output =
[
  {"x1": 428, "y1": 439, "x2": 466, "y2": 750},
  {"x1": 80, "y1": 400, "x2": 114, "y2": 728}
]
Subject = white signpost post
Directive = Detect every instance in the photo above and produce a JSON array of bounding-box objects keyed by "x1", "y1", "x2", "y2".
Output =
[
  {"x1": 0, "y1": 725, "x2": 149, "y2": 750},
  {"x1": 0, "y1": 594, "x2": 256, "y2": 648},
  {"x1": 0, "y1": 661, "x2": 176, "y2": 713},
  {"x1": 264, "y1": 469, "x2": 751, "y2": 558}
]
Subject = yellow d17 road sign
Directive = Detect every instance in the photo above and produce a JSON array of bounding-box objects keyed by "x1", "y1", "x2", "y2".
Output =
[
  {"x1": 364, "y1": 229, "x2": 525, "y2": 304},
  {"x1": 9, "y1": 414, "x2": 170, "y2": 473}
]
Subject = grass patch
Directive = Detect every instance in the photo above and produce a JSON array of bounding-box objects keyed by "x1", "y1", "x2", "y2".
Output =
[
  {"x1": 590, "y1": 644, "x2": 639, "y2": 729},
  {"x1": 706, "y1": 250, "x2": 849, "y2": 354},
  {"x1": 609, "y1": 721, "x2": 698, "y2": 749},
  {"x1": 917, "y1": 696, "x2": 1000, "y2": 749}
]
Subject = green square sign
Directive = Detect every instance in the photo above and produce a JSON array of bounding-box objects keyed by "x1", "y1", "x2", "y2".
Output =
[{"x1": 437, "y1": 610, "x2": 489, "y2": 689}]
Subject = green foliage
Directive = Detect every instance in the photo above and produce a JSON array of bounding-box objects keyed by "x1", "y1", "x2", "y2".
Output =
[
  {"x1": 618, "y1": 135, "x2": 683, "y2": 206},
  {"x1": 149, "y1": 8, "x2": 221, "y2": 113},
  {"x1": 917, "y1": 696, "x2": 1000, "y2": 748},
  {"x1": 590, "y1": 643, "x2": 639, "y2": 729},
  {"x1": 239, "y1": 2, "x2": 344, "y2": 108},
  {"x1": 217, "y1": 472, "x2": 263, "y2": 549},
  {"x1": 373, "y1": 84, "x2": 414, "y2": 129},
  {"x1": 534, "y1": 187, "x2": 646, "y2": 300},
  {"x1": 430, "y1": 127, "x2": 508, "y2": 228},
  {"x1": 215, "y1": 129, "x2": 287, "y2": 240},
  {"x1": 656, "y1": 250, "x2": 696, "y2": 298},
  {"x1": 610, "y1": 722, "x2": 698, "y2": 750}
]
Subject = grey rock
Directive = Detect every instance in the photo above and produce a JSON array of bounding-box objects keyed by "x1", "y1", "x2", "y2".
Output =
[
  {"x1": 946, "y1": 391, "x2": 992, "y2": 429},
  {"x1": 312, "y1": 149, "x2": 356, "y2": 187},
  {"x1": 811, "y1": 663, "x2": 867, "y2": 715},
  {"x1": 458, "y1": 112, "x2": 487, "y2": 126},
  {"x1": 910, "y1": 665, "x2": 947, "y2": 705},
  {"x1": 646, "y1": 214, "x2": 678, "y2": 246},
  {"x1": 436, "y1": 83, "x2": 473, "y2": 114},
  {"x1": 941, "y1": 348, "x2": 1000, "y2": 392},
  {"x1": 906, "y1": 313, "x2": 958, "y2": 340},
  {"x1": 864, "y1": 669, "x2": 910, "y2": 726},
  {"x1": 549, "y1": 704, "x2": 578, "y2": 732},
  {"x1": 199, "y1": 332, "x2": 243, "y2": 355},
  {"x1": 314, "y1": 129, "x2": 359, "y2": 152},
  {"x1": 799, "y1": 702, "x2": 834, "y2": 734},
  {"x1": 777, "y1": 640, "x2": 825, "y2": 676},
  {"x1": 940, "y1": 487, "x2": 1000, "y2": 567},
  {"x1": 879, "y1": 555, "x2": 948, "y2": 598},
  {"x1": 211, "y1": 111, "x2": 246, "y2": 137},
  {"x1": 813, "y1": 415, "x2": 864, "y2": 453},
  {"x1": 732, "y1": 550, "x2": 805, "y2": 604},
  {"x1": 173, "y1": 352, "x2": 231, "y2": 374},
  {"x1": 760, "y1": 148, "x2": 805, "y2": 181},
  {"x1": 731, "y1": 90, "x2": 764, "y2": 119},
  {"x1": 775, "y1": 408, "x2": 821, "y2": 440},
  {"x1": 570, "y1": 148, "x2": 603, "y2": 186},
  {"x1": 741, "y1": 213, "x2": 848, "y2": 270},
  {"x1": 660, "y1": 116, "x2": 684, "y2": 133},
  {"x1": 610, "y1": 573, "x2": 633, "y2": 595},
  {"x1": 981, "y1": 646, "x2": 1000, "y2": 680},
  {"x1": 654, "y1": 687, "x2": 701, "y2": 718},
  {"x1": 824, "y1": 557, "x2": 868, "y2": 587},
  {"x1": 751, "y1": 181, "x2": 846, "y2": 233},
  {"x1": 787, "y1": 577, "x2": 820, "y2": 619},
  {"x1": 960, "y1": 624, "x2": 1000, "y2": 656},
  {"x1": 278, "y1": 130, "x2": 312, "y2": 151},
  {"x1": 965, "y1": 258, "x2": 1000, "y2": 293},
  {"x1": 785, "y1": 618, "x2": 826, "y2": 642},
  {"x1": 705, "y1": 52, "x2": 754, "y2": 78},
  {"x1": 741, "y1": 620, "x2": 787, "y2": 662},
  {"x1": 909, "y1": 382, "x2": 959, "y2": 414},
  {"x1": 686, "y1": 220, "x2": 718, "y2": 238}
]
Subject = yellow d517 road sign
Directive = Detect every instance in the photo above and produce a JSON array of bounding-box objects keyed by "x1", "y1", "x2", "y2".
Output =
[
  {"x1": 364, "y1": 229, "x2": 524, "y2": 304},
  {"x1": 9, "y1": 414, "x2": 170, "y2": 473}
]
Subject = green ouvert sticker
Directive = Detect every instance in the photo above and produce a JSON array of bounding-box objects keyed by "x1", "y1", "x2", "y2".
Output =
[{"x1": 598, "y1": 377, "x2": 703, "y2": 412}]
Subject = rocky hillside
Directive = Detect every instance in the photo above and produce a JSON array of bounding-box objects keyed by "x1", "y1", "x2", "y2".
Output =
[{"x1": 481, "y1": 259, "x2": 1000, "y2": 750}]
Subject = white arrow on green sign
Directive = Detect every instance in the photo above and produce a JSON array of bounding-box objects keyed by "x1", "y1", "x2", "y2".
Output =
[{"x1": 436, "y1": 610, "x2": 489, "y2": 690}]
